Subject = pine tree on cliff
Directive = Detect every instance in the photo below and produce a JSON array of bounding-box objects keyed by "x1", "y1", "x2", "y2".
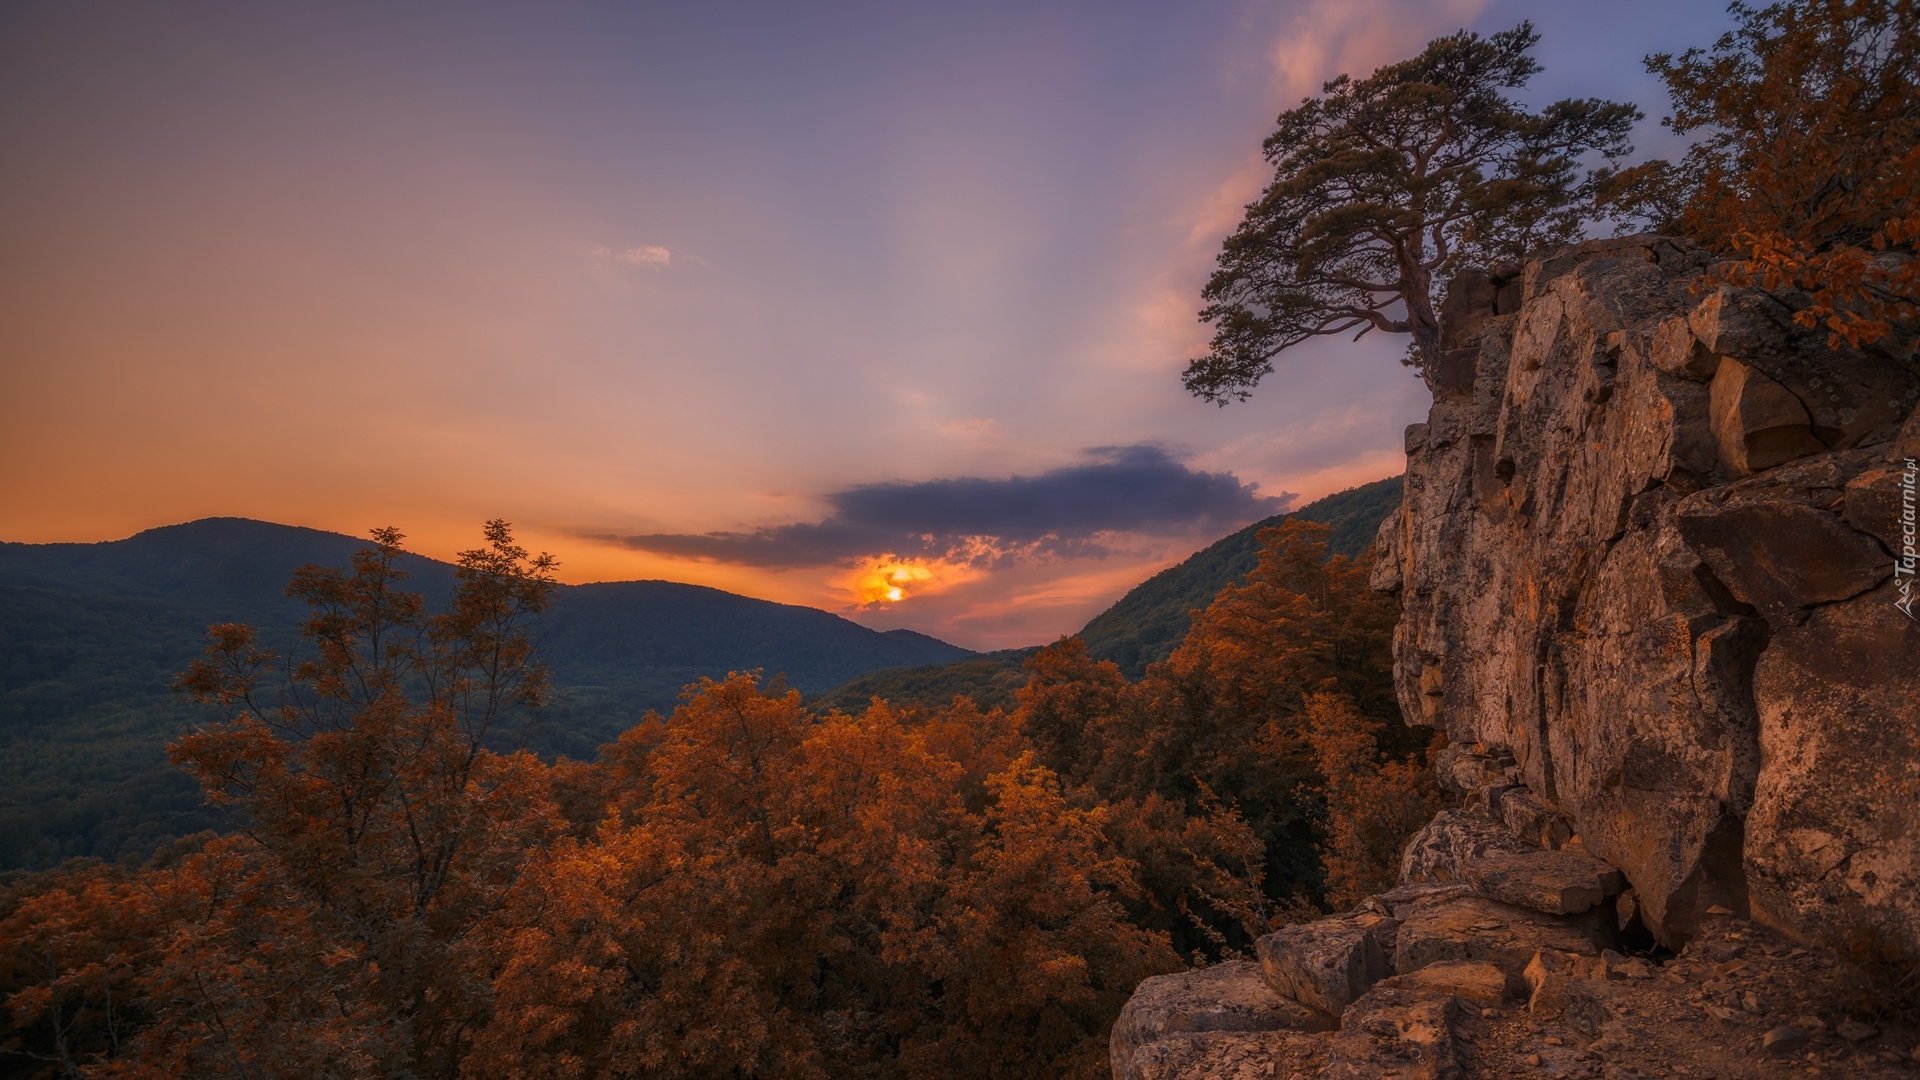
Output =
[{"x1": 1184, "y1": 23, "x2": 1639, "y2": 402}]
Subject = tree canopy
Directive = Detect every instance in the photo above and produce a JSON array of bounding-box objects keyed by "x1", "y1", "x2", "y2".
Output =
[
  {"x1": 1185, "y1": 22, "x2": 1638, "y2": 402},
  {"x1": 0, "y1": 521, "x2": 1438, "y2": 1079},
  {"x1": 1606, "y1": 0, "x2": 1918, "y2": 349}
]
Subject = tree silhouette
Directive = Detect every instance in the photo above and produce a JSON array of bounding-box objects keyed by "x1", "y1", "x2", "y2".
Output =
[{"x1": 1187, "y1": 22, "x2": 1638, "y2": 401}]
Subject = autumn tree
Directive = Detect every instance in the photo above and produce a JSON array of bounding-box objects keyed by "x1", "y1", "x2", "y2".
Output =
[
  {"x1": 0, "y1": 856, "x2": 161, "y2": 1077},
  {"x1": 156, "y1": 522, "x2": 558, "y2": 1076},
  {"x1": 1606, "y1": 0, "x2": 1918, "y2": 348},
  {"x1": 1302, "y1": 693, "x2": 1445, "y2": 910},
  {"x1": 1013, "y1": 638, "x2": 1130, "y2": 788},
  {"x1": 1009, "y1": 520, "x2": 1426, "y2": 948},
  {"x1": 1131, "y1": 520, "x2": 1406, "y2": 906},
  {"x1": 473, "y1": 675, "x2": 1178, "y2": 1080},
  {"x1": 1186, "y1": 22, "x2": 1639, "y2": 401}
]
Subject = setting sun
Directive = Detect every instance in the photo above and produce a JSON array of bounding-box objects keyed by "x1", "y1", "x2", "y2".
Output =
[{"x1": 842, "y1": 556, "x2": 955, "y2": 606}]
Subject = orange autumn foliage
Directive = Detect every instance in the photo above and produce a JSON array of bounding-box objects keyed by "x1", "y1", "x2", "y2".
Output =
[
  {"x1": 999, "y1": 520, "x2": 1435, "y2": 958},
  {"x1": 1302, "y1": 694, "x2": 1446, "y2": 911},
  {"x1": 1, "y1": 527, "x2": 1179, "y2": 1079},
  {"x1": 473, "y1": 680, "x2": 1173, "y2": 1080},
  {"x1": 1, "y1": 518, "x2": 1437, "y2": 1077},
  {"x1": 1606, "y1": 0, "x2": 1918, "y2": 348}
]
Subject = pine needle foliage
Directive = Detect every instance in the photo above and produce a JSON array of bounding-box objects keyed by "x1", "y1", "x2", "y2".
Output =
[{"x1": 1187, "y1": 22, "x2": 1638, "y2": 401}]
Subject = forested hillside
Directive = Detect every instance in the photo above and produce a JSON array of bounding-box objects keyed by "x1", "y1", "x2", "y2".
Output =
[
  {"x1": 0, "y1": 519, "x2": 970, "y2": 870},
  {"x1": 806, "y1": 647, "x2": 1042, "y2": 715},
  {"x1": 1078, "y1": 476, "x2": 1400, "y2": 677}
]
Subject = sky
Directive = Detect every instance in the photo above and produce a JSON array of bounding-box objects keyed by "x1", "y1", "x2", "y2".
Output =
[{"x1": 0, "y1": 0, "x2": 1736, "y2": 649}]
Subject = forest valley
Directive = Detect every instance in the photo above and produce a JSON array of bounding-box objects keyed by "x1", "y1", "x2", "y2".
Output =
[
  {"x1": 0, "y1": 519, "x2": 1438, "y2": 1079},
  {"x1": 6, "y1": 0, "x2": 1916, "y2": 1075}
]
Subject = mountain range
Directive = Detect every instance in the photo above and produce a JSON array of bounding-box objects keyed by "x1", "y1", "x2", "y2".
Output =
[
  {"x1": 0, "y1": 519, "x2": 967, "y2": 870},
  {"x1": 0, "y1": 477, "x2": 1399, "y2": 871}
]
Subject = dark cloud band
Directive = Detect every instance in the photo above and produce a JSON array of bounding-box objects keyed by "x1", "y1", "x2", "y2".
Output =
[{"x1": 611, "y1": 444, "x2": 1289, "y2": 568}]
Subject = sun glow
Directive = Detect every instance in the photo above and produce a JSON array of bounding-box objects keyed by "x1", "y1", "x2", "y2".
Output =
[{"x1": 841, "y1": 556, "x2": 962, "y2": 607}]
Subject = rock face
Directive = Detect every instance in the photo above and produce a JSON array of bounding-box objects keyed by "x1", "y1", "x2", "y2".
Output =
[
  {"x1": 1379, "y1": 235, "x2": 1920, "y2": 953},
  {"x1": 1110, "y1": 236, "x2": 1920, "y2": 1080},
  {"x1": 1321, "y1": 984, "x2": 1465, "y2": 1080}
]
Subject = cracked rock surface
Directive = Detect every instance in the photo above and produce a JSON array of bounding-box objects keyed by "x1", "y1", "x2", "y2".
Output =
[
  {"x1": 1112, "y1": 804, "x2": 1918, "y2": 1079},
  {"x1": 1382, "y1": 236, "x2": 1920, "y2": 952},
  {"x1": 1111, "y1": 238, "x2": 1920, "y2": 1080}
]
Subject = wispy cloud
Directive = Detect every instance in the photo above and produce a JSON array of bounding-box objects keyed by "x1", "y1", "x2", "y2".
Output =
[
  {"x1": 589, "y1": 244, "x2": 675, "y2": 268},
  {"x1": 1270, "y1": 0, "x2": 1492, "y2": 102},
  {"x1": 597, "y1": 445, "x2": 1289, "y2": 571},
  {"x1": 938, "y1": 417, "x2": 1003, "y2": 440}
]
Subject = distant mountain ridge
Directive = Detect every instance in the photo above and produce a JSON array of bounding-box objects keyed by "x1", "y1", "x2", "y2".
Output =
[
  {"x1": 0, "y1": 518, "x2": 971, "y2": 870},
  {"x1": 0, "y1": 485, "x2": 1404, "y2": 872}
]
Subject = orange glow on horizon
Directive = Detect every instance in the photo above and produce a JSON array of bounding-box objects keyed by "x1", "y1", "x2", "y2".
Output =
[{"x1": 838, "y1": 556, "x2": 964, "y2": 607}]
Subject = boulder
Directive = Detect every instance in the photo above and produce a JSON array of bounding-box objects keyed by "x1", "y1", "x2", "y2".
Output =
[
  {"x1": 1674, "y1": 497, "x2": 1889, "y2": 622},
  {"x1": 1109, "y1": 961, "x2": 1335, "y2": 1080},
  {"x1": 1688, "y1": 285, "x2": 1920, "y2": 449},
  {"x1": 1393, "y1": 894, "x2": 1603, "y2": 982},
  {"x1": 1374, "y1": 882, "x2": 1475, "y2": 922},
  {"x1": 1255, "y1": 913, "x2": 1394, "y2": 1016},
  {"x1": 1708, "y1": 357, "x2": 1826, "y2": 474},
  {"x1": 1651, "y1": 315, "x2": 1721, "y2": 381},
  {"x1": 1377, "y1": 960, "x2": 1508, "y2": 1006},
  {"x1": 1399, "y1": 809, "x2": 1531, "y2": 886},
  {"x1": 1687, "y1": 284, "x2": 1789, "y2": 362},
  {"x1": 1763, "y1": 1026, "x2": 1810, "y2": 1056},
  {"x1": 1842, "y1": 465, "x2": 1914, "y2": 556},
  {"x1": 1743, "y1": 575, "x2": 1920, "y2": 954},
  {"x1": 1399, "y1": 807, "x2": 1624, "y2": 916},
  {"x1": 1499, "y1": 787, "x2": 1574, "y2": 850},
  {"x1": 1321, "y1": 984, "x2": 1467, "y2": 1080},
  {"x1": 1458, "y1": 848, "x2": 1627, "y2": 916}
]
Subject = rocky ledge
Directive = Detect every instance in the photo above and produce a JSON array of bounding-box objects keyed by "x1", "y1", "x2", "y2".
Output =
[{"x1": 1111, "y1": 778, "x2": 1919, "y2": 1079}]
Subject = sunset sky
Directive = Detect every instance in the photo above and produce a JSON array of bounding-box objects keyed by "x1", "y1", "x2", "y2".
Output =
[{"x1": 0, "y1": 1, "x2": 1733, "y2": 649}]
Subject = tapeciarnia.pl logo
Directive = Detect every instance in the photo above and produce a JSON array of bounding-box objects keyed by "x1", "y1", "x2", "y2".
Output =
[{"x1": 1898, "y1": 456, "x2": 1917, "y2": 621}]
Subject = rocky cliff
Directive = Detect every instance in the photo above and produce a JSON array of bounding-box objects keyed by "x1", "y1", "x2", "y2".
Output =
[
  {"x1": 1110, "y1": 236, "x2": 1920, "y2": 1079},
  {"x1": 1386, "y1": 234, "x2": 1919, "y2": 953}
]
